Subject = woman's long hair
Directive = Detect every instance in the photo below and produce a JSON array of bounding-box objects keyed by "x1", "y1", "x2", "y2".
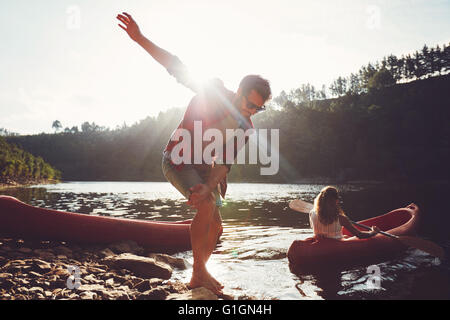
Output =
[{"x1": 313, "y1": 186, "x2": 345, "y2": 225}]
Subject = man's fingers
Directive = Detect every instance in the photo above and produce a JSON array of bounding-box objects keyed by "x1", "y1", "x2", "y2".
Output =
[
  {"x1": 118, "y1": 24, "x2": 127, "y2": 31},
  {"x1": 117, "y1": 15, "x2": 129, "y2": 25},
  {"x1": 122, "y1": 12, "x2": 134, "y2": 22}
]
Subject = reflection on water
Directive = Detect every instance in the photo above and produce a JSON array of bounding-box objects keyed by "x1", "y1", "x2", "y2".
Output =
[{"x1": 1, "y1": 181, "x2": 449, "y2": 299}]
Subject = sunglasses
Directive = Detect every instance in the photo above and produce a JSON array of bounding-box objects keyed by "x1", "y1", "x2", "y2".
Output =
[{"x1": 245, "y1": 97, "x2": 266, "y2": 113}]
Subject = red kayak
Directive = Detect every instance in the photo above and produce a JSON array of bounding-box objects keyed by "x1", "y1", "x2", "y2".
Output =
[
  {"x1": 287, "y1": 204, "x2": 420, "y2": 271},
  {"x1": 0, "y1": 195, "x2": 192, "y2": 252}
]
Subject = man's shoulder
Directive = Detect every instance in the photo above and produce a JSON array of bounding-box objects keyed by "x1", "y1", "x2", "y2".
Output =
[{"x1": 187, "y1": 78, "x2": 235, "y2": 111}]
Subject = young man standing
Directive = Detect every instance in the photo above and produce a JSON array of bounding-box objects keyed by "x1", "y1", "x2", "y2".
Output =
[{"x1": 117, "y1": 12, "x2": 271, "y2": 294}]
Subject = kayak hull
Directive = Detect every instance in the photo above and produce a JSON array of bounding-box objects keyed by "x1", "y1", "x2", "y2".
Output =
[
  {"x1": 287, "y1": 204, "x2": 420, "y2": 271},
  {"x1": 0, "y1": 196, "x2": 192, "y2": 252}
]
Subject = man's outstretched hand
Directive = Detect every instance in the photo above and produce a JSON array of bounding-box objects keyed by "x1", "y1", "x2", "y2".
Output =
[{"x1": 117, "y1": 12, "x2": 143, "y2": 42}]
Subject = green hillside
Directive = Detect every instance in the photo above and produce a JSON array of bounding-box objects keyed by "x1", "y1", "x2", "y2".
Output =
[{"x1": 0, "y1": 136, "x2": 61, "y2": 187}]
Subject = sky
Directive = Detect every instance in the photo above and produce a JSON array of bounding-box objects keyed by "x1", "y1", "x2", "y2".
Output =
[{"x1": 1, "y1": 0, "x2": 449, "y2": 135}]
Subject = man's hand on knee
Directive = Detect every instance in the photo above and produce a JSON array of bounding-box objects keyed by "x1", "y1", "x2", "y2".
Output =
[{"x1": 187, "y1": 183, "x2": 215, "y2": 208}]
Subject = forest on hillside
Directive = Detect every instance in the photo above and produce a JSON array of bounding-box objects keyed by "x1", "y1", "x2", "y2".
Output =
[
  {"x1": 2, "y1": 43, "x2": 449, "y2": 183},
  {"x1": 0, "y1": 136, "x2": 61, "y2": 186}
]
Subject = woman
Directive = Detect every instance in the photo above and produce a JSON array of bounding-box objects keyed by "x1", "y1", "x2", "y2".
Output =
[{"x1": 310, "y1": 186, "x2": 380, "y2": 239}]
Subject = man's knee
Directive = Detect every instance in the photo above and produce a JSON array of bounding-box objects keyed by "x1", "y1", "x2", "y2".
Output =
[{"x1": 196, "y1": 196, "x2": 216, "y2": 214}]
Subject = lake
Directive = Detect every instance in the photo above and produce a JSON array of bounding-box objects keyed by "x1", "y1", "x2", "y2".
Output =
[{"x1": 1, "y1": 181, "x2": 449, "y2": 299}]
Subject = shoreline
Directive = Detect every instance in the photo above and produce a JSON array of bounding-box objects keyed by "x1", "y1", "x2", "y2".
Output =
[
  {"x1": 0, "y1": 179, "x2": 59, "y2": 191},
  {"x1": 0, "y1": 237, "x2": 241, "y2": 300}
]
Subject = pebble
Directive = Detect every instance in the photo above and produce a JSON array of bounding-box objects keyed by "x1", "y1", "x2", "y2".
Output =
[{"x1": 0, "y1": 237, "x2": 236, "y2": 301}]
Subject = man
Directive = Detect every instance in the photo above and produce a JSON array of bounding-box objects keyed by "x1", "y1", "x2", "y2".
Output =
[{"x1": 117, "y1": 12, "x2": 271, "y2": 294}]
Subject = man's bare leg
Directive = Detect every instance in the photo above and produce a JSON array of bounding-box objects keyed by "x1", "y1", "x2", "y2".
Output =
[
  {"x1": 189, "y1": 195, "x2": 223, "y2": 294},
  {"x1": 201, "y1": 206, "x2": 223, "y2": 288}
]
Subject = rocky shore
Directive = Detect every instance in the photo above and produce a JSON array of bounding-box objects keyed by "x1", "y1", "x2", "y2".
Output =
[{"x1": 0, "y1": 237, "x2": 239, "y2": 300}]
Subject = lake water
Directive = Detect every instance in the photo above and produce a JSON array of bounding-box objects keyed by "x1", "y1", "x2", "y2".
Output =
[{"x1": 2, "y1": 181, "x2": 449, "y2": 299}]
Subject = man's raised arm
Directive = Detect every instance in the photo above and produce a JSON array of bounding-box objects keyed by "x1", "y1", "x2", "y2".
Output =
[{"x1": 117, "y1": 12, "x2": 197, "y2": 92}]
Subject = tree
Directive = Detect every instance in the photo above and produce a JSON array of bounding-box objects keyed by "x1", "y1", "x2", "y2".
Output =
[
  {"x1": 52, "y1": 120, "x2": 62, "y2": 133},
  {"x1": 367, "y1": 68, "x2": 395, "y2": 91}
]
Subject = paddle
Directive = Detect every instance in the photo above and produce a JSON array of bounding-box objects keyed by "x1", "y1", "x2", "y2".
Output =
[{"x1": 289, "y1": 199, "x2": 445, "y2": 259}]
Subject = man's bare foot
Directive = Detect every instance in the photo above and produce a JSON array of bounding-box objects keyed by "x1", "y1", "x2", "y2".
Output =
[{"x1": 189, "y1": 269, "x2": 223, "y2": 294}]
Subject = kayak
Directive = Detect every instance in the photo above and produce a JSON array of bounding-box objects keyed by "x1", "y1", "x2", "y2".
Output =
[
  {"x1": 0, "y1": 195, "x2": 193, "y2": 252},
  {"x1": 287, "y1": 204, "x2": 420, "y2": 271}
]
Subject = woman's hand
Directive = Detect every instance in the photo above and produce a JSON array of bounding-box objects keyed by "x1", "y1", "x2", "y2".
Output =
[
  {"x1": 371, "y1": 226, "x2": 381, "y2": 234},
  {"x1": 117, "y1": 12, "x2": 143, "y2": 42}
]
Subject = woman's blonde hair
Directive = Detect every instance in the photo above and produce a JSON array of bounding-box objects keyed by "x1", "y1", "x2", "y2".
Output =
[{"x1": 313, "y1": 186, "x2": 345, "y2": 225}]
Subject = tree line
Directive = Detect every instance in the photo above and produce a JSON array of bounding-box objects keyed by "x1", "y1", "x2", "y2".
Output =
[
  {"x1": 275, "y1": 42, "x2": 449, "y2": 106},
  {"x1": 3, "y1": 43, "x2": 449, "y2": 183},
  {"x1": 0, "y1": 136, "x2": 61, "y2": 185}
]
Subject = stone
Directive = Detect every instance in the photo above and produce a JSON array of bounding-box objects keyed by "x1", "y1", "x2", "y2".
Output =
[
  {"x1": 53, "y1": 246, "x2": 73, "y2": 256},
  {"x1": 102, "y1": 290, "x2": 130, "y2": 300},
  {"x1": 167, "y1": 287, "x2": 218, "y2": 300},
  {"x1": 102, "y1": 253, "x2": 172, "y2": 279},
  {"x1": 148, "y1": 253, "x2": 187, "y2": 270},
  {"x1": 138, "y1": 287, "x2": 169, "y2": 300},
  {"x1": 0, "y1": 273, "x2": 13, "y2": 280},
  {"x1": 33, "y1": 249, "x2": 55, "y2": 260},
  {"x1": 99, "y1": 248, "x2": 115, "y2": 258},
  {"x1": 109, "y1": 241, "x2": 143, "y2": 254},
  {"x1": 84, "y1": 274, "x2": 103, "y2": 284},
  {"x1": 133, "y1": 279, "x2": 152, "y2": 292},
  {"x1": 18, "y1": 247, "x2": 32, "y2": 254},
  {"x1": 29, "y1": 271, "x2": 43, "y2": 278},
  {"x1": 32, "y1": 260, "x2": 52, "y2": 273},
  {"x1": 76, "y1": 284, "x2": 107, "y2": 293},
  {"x1": 28, "y1": 287, "x2": 45, "y2": 295},
  {"x1": 105, "y1": 278, "x2": 115, "y2": 287},
  {"x1": 79, "y1": 291, "x2": 97, "y2": 300}
]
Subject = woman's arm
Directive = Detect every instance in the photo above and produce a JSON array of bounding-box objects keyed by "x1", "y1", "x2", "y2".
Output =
[
  {"x1": 117, "y1": 12, "x2": 198, "y2": 92},
  {"x1": 338, "y1": 215, "x2": 380, "y2": 239}
]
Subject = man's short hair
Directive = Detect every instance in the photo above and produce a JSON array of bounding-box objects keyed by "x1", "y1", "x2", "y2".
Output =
[{"x1": 239, "y1": 75, "x2": 272, "y2": 102}]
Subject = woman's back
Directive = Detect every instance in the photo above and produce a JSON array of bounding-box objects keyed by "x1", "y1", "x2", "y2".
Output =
[{"x1": 309, "y1": 209, "x2": 343, "y2": 239}]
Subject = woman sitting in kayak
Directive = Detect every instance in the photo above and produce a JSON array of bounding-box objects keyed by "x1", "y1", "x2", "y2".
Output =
[{"x1": 310, "y1": 186, "x2": 380, "y2": 239}]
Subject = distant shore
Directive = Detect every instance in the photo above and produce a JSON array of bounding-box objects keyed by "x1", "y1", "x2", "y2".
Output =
[{"x1": 0, "y1": 179, "x2": 59, "y2": 191}]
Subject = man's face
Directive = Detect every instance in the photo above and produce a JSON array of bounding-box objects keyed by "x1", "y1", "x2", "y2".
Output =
[{"x1": 239, "y1": 89, "x2": 265, "y2": 118}]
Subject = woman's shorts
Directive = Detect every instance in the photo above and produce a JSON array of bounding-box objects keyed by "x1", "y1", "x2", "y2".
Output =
[{"x1": 162, "y1": 151, "x2": 223, "y2": 207}]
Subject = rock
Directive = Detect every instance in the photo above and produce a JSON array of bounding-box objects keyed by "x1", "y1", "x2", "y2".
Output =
[
  {"x1": 99, "y1": 248, "x2": 115, "y2": 258},
  {"x1": 0, "y1": 273, "x2": 13, "y2": 280},
  {"x1": 109, "y1": 241, "x2": 144, "y2": 255},
  {"x1": 28, "y1": 287, "x2": 45, "y2": 295},
  {"x1": 28, "y1": 271, "x2": 43, "y2": 278},
  {"x1": 31, "y1": 260, "x2": 52, "y2": 273},
  {"x1": 105, "y1": 278, "x2": 115, "y2": 287},
  {"x1": 138, "y1": 287, "x2": 169, "y2": 300},
  {"x1": 33, "y1": 249, "x2": 55, "y2": 260},
  {"x1": 102, "y1": 290, "x2": 130, "y2": 300},
  {"x1": 53, "y1": 246, "x2": 73, "y2": 256},
  {"x1": 86, "y1": 266, "x2": 107, "y2": 274},
  {"x1": 18, "y1": 247, "x2": 32, "y2": 254},
  {"x1": 79, "y1": 291, "x2": 97, "y2": 300},
  {"x1": 77, "y1": 284, "x2": 107, "y2": 292},
  {"x1": 102, "y1": 254, "x2": 172, "y2": 279},
  {"x1": 84, "y1": 274, "x2": 103, "y2": 284},
  {"x1": 167, "y1": 287, "x2": 218, "y2": 300},
  {"x1": 148, "y1": 254, "x2": 187, "y2": 270},
  {"x1": 133, "y1": 279, "x2": 152, "y2": 292}
]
